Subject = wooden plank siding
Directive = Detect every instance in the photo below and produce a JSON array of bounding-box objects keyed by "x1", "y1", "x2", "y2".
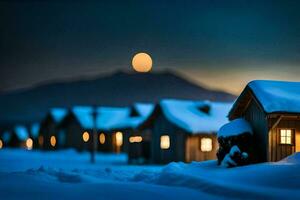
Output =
[
  {"x1": 39, "y1": 116, "x2": 59, "y2": 150},
  {"x1": 185, "y1": 134, "x2": 218, "y2": 162},
  {"x1": 243, "y1": 99, "x2": 269, "y2": 163},
  {"x1": 127, "y1": 129, "x2": 152, "y2": 163},
  {"x1": 268, "y1": 116, "x2": 300, "y2": 161},
  {"x1": 151, "y1": 113, "x2": 187, "y2": 164}
]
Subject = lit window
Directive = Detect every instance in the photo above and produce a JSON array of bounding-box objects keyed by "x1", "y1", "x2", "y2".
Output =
[
  {"x1": 26, "y1": 138, "x2": 33, "y2": 150},
  {"x1": 280, "y1": 129, "x2": 293, "y2": 144},
  {"x1": 115, "y1": 132, "x2": 123, "y2": 147},
  {"x1": 201, "y1": 138, "x2": 212, "y2": 152},
  {"x1": 50, "y1": 136, "x2": 56, "y2": 147},
  {"x1": 38, "y1": 136, "x2": 44, "y2": 146},
  {"x1": 0, "y1": 139, "x2": 3, "y2": 149},
  {"x1": 160, "y1": 135, "x2": 170, "y2": 149},
  {"x1": 129, "y1": 136, "x2": 143, "y2": 143},
  {"x1": 99, "y1": 133, "x2": 105, "y2": 144},
  {"x1": 82, "y1": 131, "x2": 90, "y2": 142}
]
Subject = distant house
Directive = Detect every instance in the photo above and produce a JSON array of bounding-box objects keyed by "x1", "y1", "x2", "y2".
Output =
[
  {"x1": 0, "y1": 122, "x2": 40, "y2": 150},
  {"x1": 9, "y1": 125, "x2": 31, "y2": 149},
  {"x1": 228, "y1": 80, "x2": 300, "y2": 162},
  {"x1": 138, "y1": 99, "x2": 231, "y2": 164},
  {"x1": 58, "y1": 106, "x2": 148, "y2": 152},
  {"x1": 0, "y1": 131, "x2": 12, "y2": 149},
  {"x1": 39, "y1": 108, "x2": 68, "y2": 150}
]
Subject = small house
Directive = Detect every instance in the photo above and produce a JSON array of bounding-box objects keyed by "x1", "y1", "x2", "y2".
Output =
[
  {"x1": 59, "y1": 106, "x2": 136, "y2": 152},
  {"x1": 0, "y1": 123, "x2": 39, "y2": 150},
  {"x1": 229, "y1": 80, "x2": 300, "y2": 162},
  {"x1": 9, "y1": 125, "x2": 32, "y2": 149},
  {"x1": 0, "y1": 131, "x2": 12, "y2": 149},
  {"x1": 39, "y1": 108, "x2": 68, "y2": 150},
  {"x1": 139, "y1": 99, "x2": 231, "y2": 164}
]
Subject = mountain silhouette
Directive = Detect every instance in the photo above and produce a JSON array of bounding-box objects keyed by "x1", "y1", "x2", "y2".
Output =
[{"x1": 0, "y1": 70, "x2": 235, "y2": 127}]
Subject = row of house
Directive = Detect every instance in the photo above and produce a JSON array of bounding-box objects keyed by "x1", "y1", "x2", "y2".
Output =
[
  {"x1": 0, "y1": 100, "x2": 231, "y2": 164},
  {"x1": 1, "y1": 80, "x2": 298, "y2": 164}
]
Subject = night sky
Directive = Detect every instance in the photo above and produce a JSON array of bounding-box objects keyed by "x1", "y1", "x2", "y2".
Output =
[{"x1": 1, "y1": 0, "x2": 300, "y2": 94}]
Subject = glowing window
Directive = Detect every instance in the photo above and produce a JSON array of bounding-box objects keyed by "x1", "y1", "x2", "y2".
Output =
[
  {"x1": 129, "y1": 136, "x2": 143, "y2": 143},
  {"x1": 26, "y1": 138, "x2": 33, "y2": 150},
  {"x1": 99, "y1": 133, "x2": 105, "y2": 144},
  {"x1": 50, "y1": 136, "x2": 56, "y2": 147},
  {"x1": 201, "y1": 138, "x2": 212, "y2": 152},
  {"x1": 160, "y1": 135, "x2": 170, "y2": 149},
  {"x1": 82, "y1": 131, "x2": 90, "y2": 142},
  {"x1": 115, "y1": 132, "x2": 123, "y2": 147},
  {"x1": 280, "y1": 129, "x2": 293, "y2": 144},
  {"x1": 0, "y1": 139, "x2": 3, "y2": 149}
]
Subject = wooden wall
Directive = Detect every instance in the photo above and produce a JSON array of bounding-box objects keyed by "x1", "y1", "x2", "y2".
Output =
[
  {"x1": 97, "y1": 132, "x2": 114, "y2": 152},
  {"x1": 127, "y1": 129, "x2": 152, "y2": 163},
  {"x1": 151, "y1": 113, "x2": 187, "y2": 164},
  {"x1": 243, "y1": 99, "x2": 268, "y2": 162},
  {"x1": 185, "y1": 134, "x2": 218, "y2": 162},
  {"x1": 39, "y1": 116, "x2": 58, "y2": 150},
  {"x1": 64, "y1": 122, "x2": 90, "y2": 151},
  {"x1": 268, "y1": 117, "x2": 300, "y2": 162}
]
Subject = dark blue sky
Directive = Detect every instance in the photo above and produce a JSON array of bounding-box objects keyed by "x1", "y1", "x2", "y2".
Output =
[{"x1": 1, "y1": 0, "x2": 300, "y2": 94}]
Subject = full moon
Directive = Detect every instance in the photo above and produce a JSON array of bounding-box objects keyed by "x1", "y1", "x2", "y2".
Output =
[{"x1": 132, "y1": 52, "x2": 152, "y2": 72}]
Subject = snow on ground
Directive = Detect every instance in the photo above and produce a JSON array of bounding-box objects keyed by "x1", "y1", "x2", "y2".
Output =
[{"x1": 1, "y1": 149, "x2": 300, "y2": 199}]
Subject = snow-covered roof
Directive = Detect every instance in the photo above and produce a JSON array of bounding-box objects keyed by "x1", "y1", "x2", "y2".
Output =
[
  {"x1": 248, "y1": 80, "x2": 300, "y2": 114},
  {"x1": 72, "y1": 105, "x2": 151, "y2": 131},
  {"x1": 14, "y1": 126, "x2": 29, "y2": 141},
  {"x1": 50, "y1": 108, "x2": 68, "y2": 123},
  {"x1": 218, "y1": 118, "x2": 253, "y2": 138},
  {"x1": 133, "y1": 103, "x2": 155, "y2": 118},
  {"x1": 159, "y1": 99, "x2": 232, "y2": 134}
]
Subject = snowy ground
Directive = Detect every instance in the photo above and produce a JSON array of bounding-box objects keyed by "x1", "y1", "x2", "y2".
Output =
[{"x1": 1, "y1": 149, "x2": 300, "y2": 200}]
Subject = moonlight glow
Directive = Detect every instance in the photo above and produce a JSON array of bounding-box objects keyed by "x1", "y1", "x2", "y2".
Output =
[{"x1": 132, "y1": 52, "x2": 152, "y2": 72}]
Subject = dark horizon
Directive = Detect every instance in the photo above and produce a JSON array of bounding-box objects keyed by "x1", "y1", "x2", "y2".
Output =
[{"x1": 1, "y1": 0, "x2": 300, "y2": 94}]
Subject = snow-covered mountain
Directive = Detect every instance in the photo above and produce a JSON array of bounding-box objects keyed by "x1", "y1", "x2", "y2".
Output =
[{"x1": 0, "y1": 70, "x2": 235, "y2": 126}]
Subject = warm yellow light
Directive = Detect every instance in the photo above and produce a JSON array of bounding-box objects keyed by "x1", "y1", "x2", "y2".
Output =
[
  {"x1": 160, "y1": 135, "x2": 170, "y2": 149},
  {"x1": 82, "y1": 131, "x2": 90, "y2": 142},
  {"x1": 129, "y1": 136, "x2": 143, "y2": 143},
  {"x1": 201, "y1": 138, "x2": 212, "y2": 152},
  {"x1": 115, "y1": 132, "x2": 123, "y2": 147},
  {"x1": 99, "y1": 133, "x2": 105, "y2": 144},
  {"x1": 38, "y1": 136, "x2": 44, "y2": 146},
  {"x1": 280, "y1": 129, "x2": 292, "y2": 144},
  {"x1": 132, "y1": 52, "x2": 152, "y2": 72},
  {"x1": 0, "y1": 139, "x2": 3, "y2": 149},
  {"x1": 26, "y1": 138, "x2": 33, "y2": 150},
  {"x1": 50, "y1": 136, "x2": 56, "y2": 147}
]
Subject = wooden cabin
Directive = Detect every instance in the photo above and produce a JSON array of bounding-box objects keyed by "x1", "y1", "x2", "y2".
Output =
[
  {"x1": 229, "y1": 80, "x2": 300, "y2": 162},
  {"x1": 58, "y1": 106, "x2": 134, "y2": 153},
  {"x1": 9, "y1": 125, "x2": 31, "y2": 149},
  {"x1": 138, "y1": 99, "x2": 231, "y2": 164},
  {"x1": 0, "y1": 131, "x2": 11, "y2": 149},
  {"x1": 0, "y1": 123, "x2": 40, "y2": 150},
  {"x1": 39, "y1": 108, "x2": 68, "y2": 150}
]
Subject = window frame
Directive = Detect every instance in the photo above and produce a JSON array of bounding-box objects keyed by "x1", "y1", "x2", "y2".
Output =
[
  {"x1": 279, "y1": 129, "x2": 295, "y2": 145},
  {"x1": 199, "y1": 137, "x2": 213, "y2": 152},
  {"x1": 160, "y1": 135, "x2": 170, "y2": 150}
]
